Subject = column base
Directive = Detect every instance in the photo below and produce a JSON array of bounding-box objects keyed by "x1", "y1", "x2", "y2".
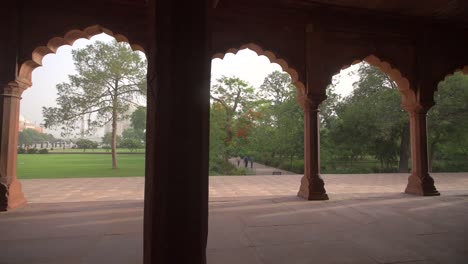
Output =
[
  {"x1": 297, "y1": 175, "x2": 329, "y2": 200},
  {"x1": 297, "y1": 191, "x2": 329, "y2": 200},
  {"x1": 0, "y1": 180, "x2": 27, "y2": 211},
  {"x1": 404, "y1": 174, "x2": 440, "y2": 196}
]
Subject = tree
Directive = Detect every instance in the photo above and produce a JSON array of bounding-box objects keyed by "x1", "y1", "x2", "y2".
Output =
[
  {"x1": 102, "y1": 132, "x2": 121, "y2": 148},
  {"x1": 130, "y1": 106, "x2": 146, "y2": 142},
  {"x1": 122, "y1": 128, "x2": 140, "y2": 140},
  {"x1": 75, "y1": 139, "x2": 98, "y2": 152},
  {"x1": 121, "y1": 128, "x2": 144, "y2": 152},
  {"x1": 209, "y1": 103, "x2": 229, "y2": 174},
  {"x1": 18, "y1": 129, "x2": 56, "y2": 147},
  {"x1": 119, "y1": 138, "x2": 143, "y2": 152},
  {"x1": 210, "y1": 76, "x2": 256, "y2": 161},
  {"x1": 319, "y1": 85, "x2": 342, "y2": 169},
  {"x1": 248, "y1": 71, "x2": 303, "y2": 170},
  {"x1": 326, "y1": 63, "x2": 409, "y2": 171},
  {"x1": 320, "y1": 82, "x2": 342, "y2": 129},
  {"x1": 258, "y1": 70, "x2": 295, "y2": 105},
  {"x1": 42, "y1": 40, "x2": 147, "y2": 169},
  {"x1": 131, "y1": 106, "x2": 146, "y2": 131},
  {"x1": 428, "y1": 72, "x2": 468, "y2": 171}
]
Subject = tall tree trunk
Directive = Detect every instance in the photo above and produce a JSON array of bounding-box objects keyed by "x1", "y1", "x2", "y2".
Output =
[
  {"x1": 111, "y1": 105, "x2": 119, "y2": 169},
  {"x1": 398, "y1": 122, "x2": 410, "y2": 173}
]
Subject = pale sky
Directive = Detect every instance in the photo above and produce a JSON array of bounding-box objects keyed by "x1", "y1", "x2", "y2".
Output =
[{"x1": 20, "y1": 33, "x2": 359, "y2": 137}]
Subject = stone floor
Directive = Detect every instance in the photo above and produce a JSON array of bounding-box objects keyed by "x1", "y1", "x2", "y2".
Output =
[{"x1": 1, "y1": 173, "x2": 468, "y2": 264}]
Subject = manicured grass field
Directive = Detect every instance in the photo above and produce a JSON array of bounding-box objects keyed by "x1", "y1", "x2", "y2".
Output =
[
  {"x1": 17, "y1": 154, "x2": 145, "y2": 179},
  {"x1": 47, "y1": 148, "x2": 145, "y2": 153}
]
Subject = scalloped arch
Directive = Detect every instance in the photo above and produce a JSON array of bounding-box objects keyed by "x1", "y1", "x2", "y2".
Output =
[
  {"x1": 338, "y1": 54, "x2": 416, "y2": 107},
  {"x1": 440, "y1": 65, "x2": 468, "y2": 83},
  {"x1": 212, "y1": 43, "x2": 305, "y2": 93},
  {"x1": 18, "y1": 25, "x2": 146, "y2": 85}
]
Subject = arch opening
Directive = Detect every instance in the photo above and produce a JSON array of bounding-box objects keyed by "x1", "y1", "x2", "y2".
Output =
[
  {"x1": 212, "y1": 43, "x2": 304, "y2": 94},
  {"x1": 18, "y1": 25, "x2": 146, "y2": 86},
  {"x1": 17, "y1": 31, "x2": 147, "y2": 203},
  {"x1": 337, "y1": 55, "x2": 416, "y2": 108},
  {"x1": 321, "y1": 60, "x2": 411, "y2": 188},
  {"x1": 209, "y1": 47, "x2": 304, "y2": 181},
  {"x1": 427, "y1": 69, "x2": 468, "y2": 173}
]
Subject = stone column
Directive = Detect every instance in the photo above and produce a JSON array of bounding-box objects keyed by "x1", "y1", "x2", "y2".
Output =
[
  {"x1": 297, "y1": 94, "x2": 329, "y2": 200},
  {"x1": 144, "y1": 0, "x2": 210, "y2": 263},
  {"x1": 0, "y1": 81, "x2": 28, "y2": 211},
  {"x1": 405, "y1": 106, "x2": 439, "y2": 196}
]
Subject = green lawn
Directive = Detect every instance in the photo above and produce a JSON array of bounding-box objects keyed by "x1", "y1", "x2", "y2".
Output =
[
  {"x1": 18, "y1": 154, "x2": 145, "y2": 179},
  {"x1": 47, "y1": 148, "x2": 145, "y2": 153}
]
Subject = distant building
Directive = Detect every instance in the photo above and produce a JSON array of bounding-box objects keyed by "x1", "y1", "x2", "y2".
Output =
[
  {"x1": 18, "y1": 115, "x2": 43, "y2": 133},
  {"x1": 104, "y1": 105, "x2": 136, "y2": 136}
]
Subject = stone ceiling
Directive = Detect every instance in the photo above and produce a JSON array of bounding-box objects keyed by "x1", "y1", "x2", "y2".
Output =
[{"x1": 215, "y1": 0, "x2": 468, "y2": 23}]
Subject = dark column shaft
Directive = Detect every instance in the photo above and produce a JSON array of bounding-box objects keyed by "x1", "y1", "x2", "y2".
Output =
[{"x1": 144, "y1": 0, "x2": 211, "y2": 263}]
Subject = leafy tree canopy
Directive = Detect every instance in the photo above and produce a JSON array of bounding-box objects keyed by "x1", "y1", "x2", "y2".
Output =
[{"x1": 19, "y1": 129, "x2": 57, "y2": 147}]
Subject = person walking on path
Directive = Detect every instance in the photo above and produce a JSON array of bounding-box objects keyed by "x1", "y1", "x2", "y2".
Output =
[
  {"x1": 236, "y1": 156, "x2": 241, "y2": 167},
  {"x1": 249, "y1": 157, "x2": 254, "y2": 168},
  {"x1": 243, "y1": 156, "x2": 249, "y2": 168}
]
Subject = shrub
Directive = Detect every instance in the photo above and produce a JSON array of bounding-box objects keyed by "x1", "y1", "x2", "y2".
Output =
[
  {"x1": 18, "y1": 147, "x2": 26, "y2": 154},
  {"x1": 27, "y1": 148, "x2": 38, "y2": 154},
  {"x1": 277, "y1": 160, "x2": 304, "y2": 174},
  {"x1": 290, "y1": 160, "x2": 304, "y2": 174},
  {"x1": 209, "y1": 159, "x2": 244, "y2": 176},
  {"x1": 102, "y1": 145, "x2": 111, "y2": 152},
  {"x1": 75, "y1": 139, "x2": 98, "y2": 152},
  {"x1": 118, "y1": 138, "x2": 143, "y2": 152},
  {"x1": 39, "y1": 148, "x2": 49, "y2": 154}
]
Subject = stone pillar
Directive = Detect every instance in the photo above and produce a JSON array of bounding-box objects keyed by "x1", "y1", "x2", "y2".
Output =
[
  {"x1": 405, "y1": 106, "x2": 440, "y2": 196},
  {"x1": 297, "y1": 94, "x2": 329, "y2": 200},
  {"x1": 144, "y1": 0, "x2": 210, "y2": 263},
  {"x1": 0, "y1": 81, "x2": 28, "y2": 211}
]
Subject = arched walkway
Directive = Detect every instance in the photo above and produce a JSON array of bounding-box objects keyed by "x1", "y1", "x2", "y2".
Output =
[{"x1": 3, "y1": 2, "x2": 468, "y2": 263}]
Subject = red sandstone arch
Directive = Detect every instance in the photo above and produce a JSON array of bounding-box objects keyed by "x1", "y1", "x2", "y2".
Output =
[
  {"x1": 212, "y1": 43, "x2": 305, "y2": 93},
  {"x1": 440, "y1": 65, "x2": 468, "y2": 82},
  {"x1": 18, "y1": 25, "x2": 146, "y2": 86},
  {"x1": 430, "y1": 65, "x2": 468, "y2": 104},
  {"x1": 338, "y1": 55, "x2": 417, "y2": 107}
]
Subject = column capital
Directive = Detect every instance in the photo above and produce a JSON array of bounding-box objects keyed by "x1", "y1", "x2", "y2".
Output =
[
  {"x1": 1, "y1": 80, "x2": 31, "y2": 98},
  {"x1": 298, "y1": 93, "x2": 327, "y2": 111}
]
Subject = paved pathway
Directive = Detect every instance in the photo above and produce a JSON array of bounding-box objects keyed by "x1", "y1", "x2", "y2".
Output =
[
  {"x1": 20, "y1": 173, "x2": 468, "y2": 203},
  {"x1": 230, "y1": 158, "x2": 296, "y2": 175},
  {"x1": 2, "y1": 173, "x2": 468, "y2": 264}
]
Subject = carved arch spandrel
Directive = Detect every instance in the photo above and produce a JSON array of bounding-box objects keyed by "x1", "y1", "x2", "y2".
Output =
[
  {"x1": 212, "y1": 43, "x2": 305, "y2": 94},
  {"x1": 430, "y1": 64, "x2": 468, "y2": 106},
  {"x1": 331, "y1": 54, "x2": 419, "y2": 110},
  {"x1": 18, "y1": 25, "x2": 146, "y2": 85}
]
